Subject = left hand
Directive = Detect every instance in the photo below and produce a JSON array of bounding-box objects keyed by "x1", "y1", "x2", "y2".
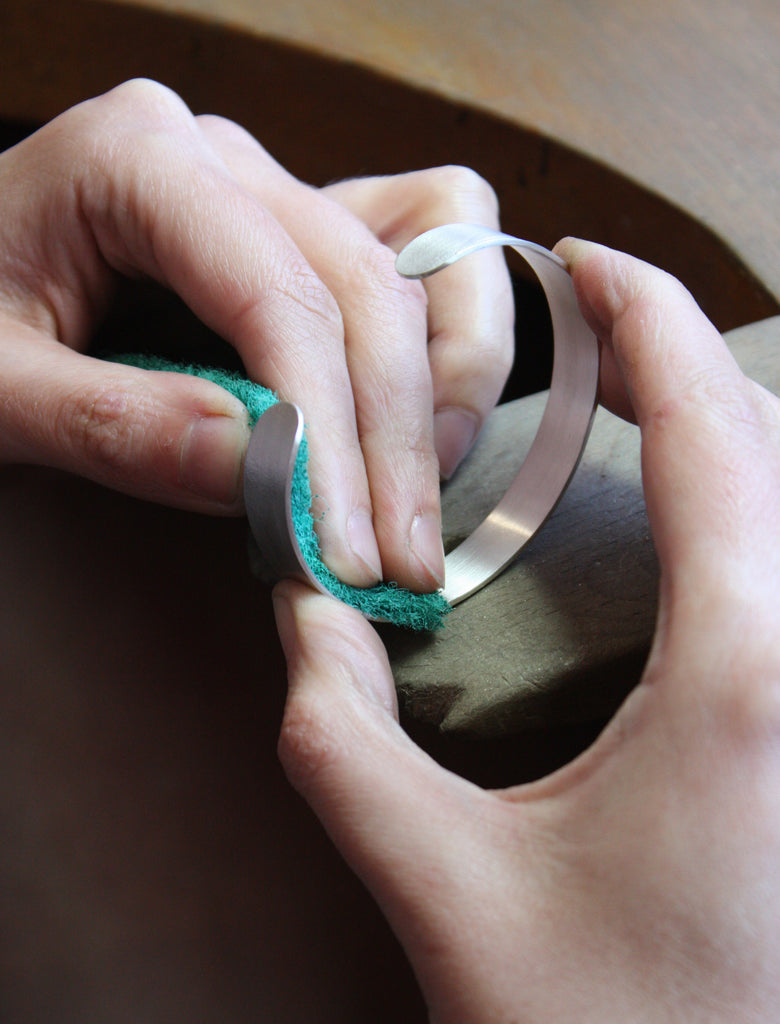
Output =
[{"x1": 0, "y1": 79, "x2": 515, "y2": 591}]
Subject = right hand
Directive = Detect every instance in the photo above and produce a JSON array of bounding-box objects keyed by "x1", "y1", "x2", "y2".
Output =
[{"x1": 273, "y1": 240, "x2": 780, "y2": 1023}]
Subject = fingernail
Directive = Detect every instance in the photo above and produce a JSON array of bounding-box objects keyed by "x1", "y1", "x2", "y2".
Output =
[
  {"x1": 180, "y1": 414, "x2": 249, "y2": 505},
  {"x1": 347, "y1": 510, "x2": 383, "y2": 584},
  {"x1": 409, "y1": 513, "x2": 445, "y2": 590},
  {"x1": 552, "y1": 236, "x2": 585, "y2": 265},
  {"x1": 434, "y1": 407, "x2": 479, "y2": 480}
]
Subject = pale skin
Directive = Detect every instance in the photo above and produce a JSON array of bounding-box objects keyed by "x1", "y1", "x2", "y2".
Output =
[
  {"x1": 4, "y1": 79, "x2": 780, "y2": 1023},
  {"x1": 274, "y1": 241, "x2": 780, "y2": 1023},
  {"x1": 0, "y1": 78, "x2": 513, "y2": 593}
]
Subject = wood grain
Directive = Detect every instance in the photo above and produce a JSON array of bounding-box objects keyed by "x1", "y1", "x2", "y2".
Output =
[
  {"x1": 0, "y1": 3, "x2": 778, "y2": 1017},
  {"x1": 116, "y1": 0, "x2": 780, "y2": 306},
  {"x1": 0, "y1": 0, "x2": 777, "y2": 331}
]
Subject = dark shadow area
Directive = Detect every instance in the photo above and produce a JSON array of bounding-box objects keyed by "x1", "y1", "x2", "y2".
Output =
[
  {"x1": 0, "y1": 119, "x2": 36, "y2": 150},
  {"x1": 402, "y1": 708, "x2": 609, "y2": 788},
  {"x1": 502, "y1": 274, "x2": 553, "y2": 401}
]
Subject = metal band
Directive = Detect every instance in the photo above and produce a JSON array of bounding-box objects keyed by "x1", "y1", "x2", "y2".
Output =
[{"x1": 244, "y1": 224, "x2": 599, "y2": 609}]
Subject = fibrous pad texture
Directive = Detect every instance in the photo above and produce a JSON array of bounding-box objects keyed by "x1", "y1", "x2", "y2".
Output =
[{"x1": 113, "y1": 354, "x2": 450, "y2": 630}]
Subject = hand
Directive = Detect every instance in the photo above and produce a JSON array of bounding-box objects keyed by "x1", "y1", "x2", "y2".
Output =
[
  {"x1": 273, "y1": 240, "x2": 780, "y2": 1022},
  {"x1": 0, "y1": 78, "x2": 513, "y2": 591}
]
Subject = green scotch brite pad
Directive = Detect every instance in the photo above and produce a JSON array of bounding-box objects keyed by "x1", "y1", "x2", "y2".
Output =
[{"x1": 111, "y1": 354, "x2": 451, "y2": 631}]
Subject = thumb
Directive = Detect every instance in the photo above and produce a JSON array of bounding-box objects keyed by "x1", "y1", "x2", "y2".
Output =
[
  {"x1": 273, "y1": 582, "x2": 560, "y2": 1024},
  {"x1": 272, "y1": 581, "x2": 490, "y2": 937},
  {"x1": 0, "y1": 326, "x2": 250, "y2": 513}
]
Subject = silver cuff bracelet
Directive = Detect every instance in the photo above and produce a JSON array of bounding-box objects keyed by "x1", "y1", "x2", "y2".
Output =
[{"x1": 244, "y1": 223, "x2": 599, "y2": 610}]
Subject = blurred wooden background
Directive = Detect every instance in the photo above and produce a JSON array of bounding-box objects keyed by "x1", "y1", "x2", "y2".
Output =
[{"x1": 0, "y1": 1, "x2": 778, "y2": 1020}]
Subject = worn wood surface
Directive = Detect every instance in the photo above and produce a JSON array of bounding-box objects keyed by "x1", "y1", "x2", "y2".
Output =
[
  {"x1": 1, "y1": 0, "x2": 778, "y2": 333},
  {"x1": 108, "y1": 0, "x2": 780, "y2": 305},
  {"x1": 0, "y1": 2, "x2": 778, "y2": 1020}
]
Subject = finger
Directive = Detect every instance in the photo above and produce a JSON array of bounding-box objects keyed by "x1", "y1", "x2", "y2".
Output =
[
  {"x1": 198, "y1": 114, "x2": 444, "y2": 591},
  {"x1": 554, "y1": 238, "x2": 738, "y2": 426},
  {"x1": 555, "y1": 238, "x2": 780, "y2": 638},
  {"x1": 7, "y1": 80, "x2": 381, "y2": 586},
  {"x1": 0, "y1": 322, "x2": 250, "y2": 512},
  {"x1": 273, "y1": 580, "x2": 497, "y2": 936},
  {"x1": 326, "y1": 168, "x2": 515, "y2": 478},
  {"x1": 274, "y1": 579, "x2": 450, "y2": 889}
]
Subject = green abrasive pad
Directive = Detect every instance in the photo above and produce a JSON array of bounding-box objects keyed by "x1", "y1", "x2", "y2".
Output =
[{"x1": 112, "y1": 354, "x2": 450, "y2": 631}]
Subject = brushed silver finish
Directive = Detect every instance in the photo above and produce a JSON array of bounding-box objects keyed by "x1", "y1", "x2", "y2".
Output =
[
  {"x1": 397, "y1": 225, "x2": 599, "y2": 603},
  {"x1": 244, "y1": 224, "x2": 599, "y2": 612},
  {"x1": 244, "y1": 401, "x2": 324, "y2": 593}
]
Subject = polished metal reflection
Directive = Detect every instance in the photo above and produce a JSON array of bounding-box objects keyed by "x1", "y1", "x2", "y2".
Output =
[
  {"x1": 244, "y1": 224, "x2": 599, "y2": 610},
  {"x1": 244, "y1": 401, "x2": 323, "y2": 592}
]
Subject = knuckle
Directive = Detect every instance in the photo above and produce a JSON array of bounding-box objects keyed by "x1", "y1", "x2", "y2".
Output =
[
  {"x1": 278, "y1": 259, "x2": 345, "y2": 338},
  {"x1": 478, "y1": 331, "x2": 515, "y2": 378},
  {"x1": 58, "y1": 383, "x2": 148, "y2": 477},
  {"x1": 423, "y1": 164, "x2": 500, "y2": 219},
  {"x1": 277, "y1": 694, "x2": 343, "y2": 798},
  {"x1": 235, "y1": 264, "x2": 345, "y2": 360},
  {"x1": 716, "y1": 676, "x2": 780, "y2": 769},
  {"x1": 430, "y1": 327, "x2": 513, "y2": 394},
  {"x1": 350, "y1": 239, "x2": 428, "y2": 318},
  {"x1": 50, "y1": 81, "x2": 196, "y2": 202},
  {"x1": 196, "y1": 112, "x2": 269, "y2": 161},
  {"x1": 714, "y1": 376, "x2": 779, "y2": 443},
  {"x1": 93, "y1": 80, "x2": 196, "y2": 170},
  {"x1": 194, "y1": 111, "x2": 237, "y2": 135},
  {"x1": 646, "y1": 372, "x2": 777, "y2": 504},
  {"x1": 678, "y1": 601, "x2": 780, "y2": 756},
  {"x1": 62, "y1": 80, "x2": 189, "y2": 152},
  {"x1": 358, "y1": 353, "x2": 432, "y2": 437},
  {"x1": 101, "y1": 78, "x2": 191, "y2": 131},
  {"x1": 196, "y1": 112, "x2": 254, "y2": 151}
]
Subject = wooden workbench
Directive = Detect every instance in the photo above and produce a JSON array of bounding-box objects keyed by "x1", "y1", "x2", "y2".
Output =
[{"x1": 0, "y1": 2, "x2": 777, "y2": 1020}]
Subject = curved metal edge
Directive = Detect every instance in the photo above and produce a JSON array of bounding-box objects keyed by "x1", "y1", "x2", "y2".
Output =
[
  {"x1": 395, "y1": 223, "x2": 567, "y2": 279},
  {"x1": 243, "y1": 224, "x2": 599, "y2": 617},
  {"x1": 243, "y1": 401, "x2": 328, "y2": 596},
  {"x1": 396, "y1": 224, "x2": 600, "y2": 606}
]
